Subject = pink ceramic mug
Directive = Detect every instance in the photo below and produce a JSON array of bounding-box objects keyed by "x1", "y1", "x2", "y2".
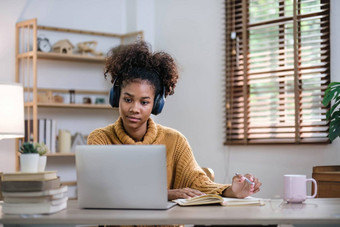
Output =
[{"x1": 284, "y1": 174, "x2": 317, "y2": 203}]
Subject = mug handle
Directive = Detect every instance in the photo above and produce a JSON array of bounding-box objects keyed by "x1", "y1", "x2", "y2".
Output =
[{"x1": 306, "y1": 178, "x2": 317, "y2": 199}]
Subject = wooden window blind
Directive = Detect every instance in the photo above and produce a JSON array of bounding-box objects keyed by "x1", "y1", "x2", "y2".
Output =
[{"x1": 225, "y1": 0, "x2": 330, "y2": 144}]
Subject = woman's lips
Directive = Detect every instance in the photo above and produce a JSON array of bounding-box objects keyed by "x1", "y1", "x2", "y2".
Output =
[{"x1": 127, "y1": 116, "x2": 140, "y2": 123}]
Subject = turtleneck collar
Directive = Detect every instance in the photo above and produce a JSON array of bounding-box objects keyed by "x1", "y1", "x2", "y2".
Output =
[{"x1": 113, "y1": 117, "x2": 158, "y2": 144}]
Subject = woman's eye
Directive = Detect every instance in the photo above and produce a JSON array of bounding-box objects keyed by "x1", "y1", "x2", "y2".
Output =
[
  {"x1": 124, "y1": 98, "x2": 132, "y2": 103},
  {"x1": 141, "y1": 101, "x2": 149, "y2": 105}
]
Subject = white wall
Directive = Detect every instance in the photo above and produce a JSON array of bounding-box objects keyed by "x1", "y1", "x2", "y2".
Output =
[
  {"x1": 0, "y1": 0, "x2": 128, "y2": 173},
  {"x1": 0, "y1": 0, "x2": 339, "y2": 199},
  {"x1": 153, "y1": 0, "x2": 340, "y2": 199},
  {"x1": 0, "y1": 0, "x2": 28, "y2": 172}
]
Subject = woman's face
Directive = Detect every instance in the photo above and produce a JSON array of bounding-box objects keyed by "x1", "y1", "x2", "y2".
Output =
[{"x1": 119, "y1": 80, "x2": 155, "y2": 133}]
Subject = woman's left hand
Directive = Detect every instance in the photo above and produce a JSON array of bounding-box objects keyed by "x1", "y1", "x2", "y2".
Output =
[
  {"x1": 223, "y1": 173, "x2": 262, "y2": 198},
  {"x1": 168, "y1": 188, "x2": 205, "y2": 201}
]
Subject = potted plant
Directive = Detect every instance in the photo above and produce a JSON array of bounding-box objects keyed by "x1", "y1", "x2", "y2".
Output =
[
  {"x1": 19, "y1": 142, "x2": 50, "y2": 172},
  {"x1": 19, "y1": 142, "x2": 39, "y2": 172},
  {"x1": 322, "y1": 82, "x2": 340, "y2": 141},
  {"x1": 35, "y1": 142, "x2": 49, "y2": 172}
]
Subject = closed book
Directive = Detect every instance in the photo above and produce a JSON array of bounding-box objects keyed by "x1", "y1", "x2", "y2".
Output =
[
  {"x1": 173, "y1": 194, "x2": 265, "y2": 207},
  {"x1": 45, "y1": 119, "x2": 51, "y2": 152},
  {"x1": 3, "y1": 192, "x2": 68, "y2": 204},
  {"x1": 51, "y1": 119, "x2": 57, "y2": 153},
  {"x1": 1, "y1": 197, "x2": 68, "y2": 214},
  {"x1": 1, "y1": 177, "x2": 61, "y2": 192},
  {"x1": 2, "y1": 185, "x2": 67, "y2": 198},
  {"x1": 38, "y1": 118, "x2": 45, "y2": 144},
  {"x1": 2, "y1": 171, "x2": 57, "y2": 181}
]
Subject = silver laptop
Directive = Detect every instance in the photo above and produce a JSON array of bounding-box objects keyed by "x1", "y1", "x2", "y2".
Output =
[{"x1": 75, "y1": 145, "x2": 176, "y2": 209}]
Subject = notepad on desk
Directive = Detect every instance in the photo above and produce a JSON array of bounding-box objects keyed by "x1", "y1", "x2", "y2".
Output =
[{"x1": 173, "y1": 194, "x2": 265, "y2": 207}]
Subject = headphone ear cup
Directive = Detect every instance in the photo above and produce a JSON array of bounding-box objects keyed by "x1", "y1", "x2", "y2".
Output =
[
  {"x1": 109, "y1": 79, "x2": 120, "y2": 108},
  {"x1": 109, "y1": 87, "x2": 116, "y2": 107},
  {"x1": 152, "y1": 89, "x2": 165, "y2": 115}
]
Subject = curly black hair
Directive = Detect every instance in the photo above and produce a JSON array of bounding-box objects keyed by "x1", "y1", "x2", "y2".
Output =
[{"x1": 104, "y1": 41, "x2": 179, "y2": 97}]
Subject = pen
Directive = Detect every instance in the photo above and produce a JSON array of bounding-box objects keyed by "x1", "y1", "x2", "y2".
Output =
[{"x1": 235, "y1": 173, "x2": 255, "y2": 185}]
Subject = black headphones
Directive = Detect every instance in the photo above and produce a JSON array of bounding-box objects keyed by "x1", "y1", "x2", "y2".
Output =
[{"x1": 109, "y1": 77, "x2": 165, "y2": 115}]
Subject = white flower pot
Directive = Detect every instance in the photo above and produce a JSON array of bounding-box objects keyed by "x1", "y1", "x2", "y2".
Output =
[
  {"x1": 20, "y1": 153, "x2": 39, "y2": 172},
  {"x1": 38, "y1": 156, "x2": 47, "y2": 172}
]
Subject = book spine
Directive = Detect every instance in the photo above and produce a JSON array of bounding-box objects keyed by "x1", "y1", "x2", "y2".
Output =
[
  {"x1": 45, "y1": 119, "x2": 51, "y2": 153},
  {"x1": 51, "y1": 119, "x2": 57, "y2": 153},
  {"x1": 39, "y1": 119, "x2": 45, "y2": 144},
  {"x1": 24, "y1": 119, "x2": 34, "y2": 142}
]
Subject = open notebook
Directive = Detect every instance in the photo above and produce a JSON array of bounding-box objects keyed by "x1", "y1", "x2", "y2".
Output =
[{"x1": 173, "y1": 194, "x2": 265, "y2": 206}]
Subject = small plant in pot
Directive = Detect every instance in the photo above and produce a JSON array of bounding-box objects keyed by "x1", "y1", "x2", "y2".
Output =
[
  {"x1": 322, "y1": 82, "x2": 340, "y2": 141},
  {"x1": 19, "y1": 142, "x2": 39, "y2": 172},
  {"x1": 19, "y1": 142, "x2": 49, "y2": 172},
  {"x1": 35, "y1": 142, "x2": 49, "y2": 172}
]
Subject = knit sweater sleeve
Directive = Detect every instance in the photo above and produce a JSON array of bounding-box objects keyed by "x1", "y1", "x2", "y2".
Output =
[{"x1": 172, "y1": 133, "x2": 230, "y2": 195}]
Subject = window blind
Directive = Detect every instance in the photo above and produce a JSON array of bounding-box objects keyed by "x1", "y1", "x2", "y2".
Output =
[{"x1": 225, "y1": 0, "x2": 330, "y2": 144}]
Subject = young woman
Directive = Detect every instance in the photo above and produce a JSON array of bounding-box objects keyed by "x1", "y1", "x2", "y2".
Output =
[{"x1": 87, "y1": 41, "x2": 261, "y2": 200}]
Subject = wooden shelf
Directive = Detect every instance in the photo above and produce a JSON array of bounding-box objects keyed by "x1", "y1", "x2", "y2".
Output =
[
  {"x1": 18, "y1": 51, "x2": 106, "y2": 63},
  {"x1": 36, "y1": 88, "x2": 108, "y2": 95},
  {"x1": 38, "y1": 103, "x2": 112, "y2": 109},
  {"x1": 36, "y1": 25, "x2": 142, "y2": 38},
  {"x1": 14, "y1": 18, "x2": 142, "y2": 171},
  {"x1": 24, "y1": 102, "x2": 112, "y2": 109}
]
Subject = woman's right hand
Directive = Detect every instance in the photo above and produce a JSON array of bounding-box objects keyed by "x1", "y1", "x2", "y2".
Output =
[
  {"x1": 168, "y1": 188, "x2": 205, "y2": 201},
  {"x1": 223, "y1": 173, "x2": 261, "y2": 198}
]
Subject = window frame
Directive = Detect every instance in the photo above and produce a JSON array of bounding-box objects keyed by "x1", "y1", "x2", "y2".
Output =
[{"x1": 224, "y1": 0, "x2": 331, "y2": 145}]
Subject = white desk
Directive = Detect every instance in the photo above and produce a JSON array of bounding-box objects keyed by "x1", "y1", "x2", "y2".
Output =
[{"x1": 1, "y1": 198, "x2": 340, "y2": 226}]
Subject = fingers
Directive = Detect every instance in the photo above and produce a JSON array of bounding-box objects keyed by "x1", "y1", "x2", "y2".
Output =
[
  {"x1": 244, "y1": 173, "x2": 254, "y2": 183},
  {"x1": 244, "y1": 173, "x2": 262, "y2": 194},
  {"x1": 253, "y1": 178, "x2": 262, "y2": 193},
  {"x1": 235, "y1": 173, "x2": 254, "y2": 185},
  {"x1": 182, "y1": 188, "x2": 205, "y2": 198},
  {"x1": 232, "y1": 173, "x2": 262, "y2": 198},
  {"x1": 168, "y1": 188, "x2": 205, "y2": 200}
]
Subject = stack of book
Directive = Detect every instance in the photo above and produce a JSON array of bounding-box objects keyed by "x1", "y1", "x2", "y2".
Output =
[{"x1": 0, "y1": 171, "x2": 68, "y2": 214}]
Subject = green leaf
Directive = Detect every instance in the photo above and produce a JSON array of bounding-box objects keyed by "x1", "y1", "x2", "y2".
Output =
[
  {"x1": 323, "y1": 87, "x2": 340, "y2": 106},
  {"x1": 329, "y1": 82, "x2": 340, "y2": 87},
  {"x1": 331, "y1": 110, "x2": 340, "y2": 119},
  {"x1": 324, "y1": 82, "x2": 340, "y2": 141},
  {"x1": 329, "y1": 123, "x2": 340, "y2": 141},
  {"x1": 323, "y1": 91, "x2": 334, "y2": 106},
  {"x1": 329, "y1": 115, "x2": 340, "y2": 141},
  {"x1": 327, "y1": 101, "x2": 340, "y2": 120},
  {"x1": 18, "y1": 142, "x2": 38, "y2": 154}
]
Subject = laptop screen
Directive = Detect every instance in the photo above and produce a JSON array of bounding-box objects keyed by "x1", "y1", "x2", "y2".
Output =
[{"x1": 75, "y1": 145, "x2": 169, "y2": 209}]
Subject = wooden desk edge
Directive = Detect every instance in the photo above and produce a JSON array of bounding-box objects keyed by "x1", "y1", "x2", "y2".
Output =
[{"x1": 1, "y1": 199, "x2": 340, "y2": 225}]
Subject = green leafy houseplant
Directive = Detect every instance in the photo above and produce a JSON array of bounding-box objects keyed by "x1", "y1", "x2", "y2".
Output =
[
  {"x1": 322, "y1": 82, "x2": 340, "y2": 141},
  {"x1": 19, "y1": 142, "x2": 49, "y2": 172},
  {"x1": 19, "y1": 142, "x2": 39, "y2": 154},
  {"x1": 19, "y1": 142, "x2": 49, "y2": 155}
]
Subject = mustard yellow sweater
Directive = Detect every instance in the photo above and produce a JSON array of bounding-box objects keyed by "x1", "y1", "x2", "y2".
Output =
[{"x1": 87, "y1": 117, "x2": 230, "y2": 195}]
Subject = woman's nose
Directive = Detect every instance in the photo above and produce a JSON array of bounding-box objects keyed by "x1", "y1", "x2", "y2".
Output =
[{"x1": 129, "y1": 102, "x2": 140, "y2": 113}]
